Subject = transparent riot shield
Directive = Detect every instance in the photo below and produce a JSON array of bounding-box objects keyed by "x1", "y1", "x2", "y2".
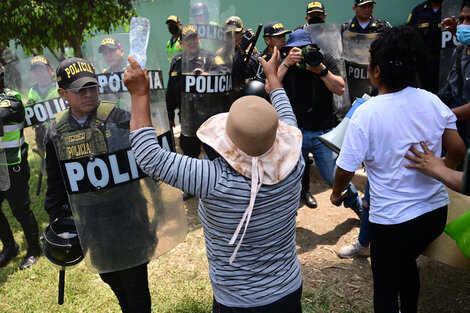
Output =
[
  {"x1": 190, "y1": 0, "x2": 220, "y2": 26},
  {"x1": 342, "y1": 31, "x2": 378, "y2": 104},
  {"x1": 0, "y1": 120, "x2": 10, "y2": 191},
  {"x1": 305, "y1": 23, "x2": 350, "y2": 116},
  {"x1": 180, "y1": 23, "x2": 234, "y2": 137},
  {"x1": 51, "y1": 51, "x2": 186, "y2": 273},
  {"x1": 4, "y1": 56, "x2": 64, "y2": 194},
  {"x1": 440, "y1": 0, "x2": 462, "y2": 89}
]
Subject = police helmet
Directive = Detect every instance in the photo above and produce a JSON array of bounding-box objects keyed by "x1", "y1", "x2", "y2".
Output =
[
  {"x1": 241, "y1": 78, "x2": 270, "y2": 102},
  {"x1": 41, "y1": 217, "x2": 84, "y2": 267},
  {"x1": 190, "y1": 2, "x2": 209, "y2": 17}
]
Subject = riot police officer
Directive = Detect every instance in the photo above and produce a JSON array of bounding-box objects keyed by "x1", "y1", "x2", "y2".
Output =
[
  {"x1": 166, "y1": 25, "x2": 219, "y2": 161},
  {"x1": 44, "y1": 57, "x2": 152, "y2": 312},
  {"x1": 407, "y1": 0, "x2": 443, "y2": 94},
  {"x1": 341, "y1": 0, "x2": 391, "y2": 33},
  {"x1": 98, "y1": 37, "x2": 127, "y2": 73},
  {"x1": 0, "y1": 70, "x2": 41, "y2": 270}
]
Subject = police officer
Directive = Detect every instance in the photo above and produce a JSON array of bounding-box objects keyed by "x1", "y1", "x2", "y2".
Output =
[
  {"x1": 44, "y1": 57, "x2": 152, "y2": 312},
  {"x1": 98, "y1": 37, "x2": 127, "y2": 73},
  {"x1": 190, "y1": 1, "x2": 211, "y2": 25},
  {"x1": 27, "y1": 56, "x2": 59, "y2": 164},
  {"x1": 166, "y1": 25, "x2": 219, "y2": 162},
  {"x1": 165, "y1": 15, "x2": 183, "y2": 64},
  {"x1": 296, "y1": 1, "x2": 327, "y2": 29},
  {"x1": 341, "y1": 0, "x2": 391, "y2": 33},
  {"x1": 407, "y1": 0, "x2": 443, "y2": 94},
  {"x1": 0, "y1": 70, "x2": 41, "y2": 270}
]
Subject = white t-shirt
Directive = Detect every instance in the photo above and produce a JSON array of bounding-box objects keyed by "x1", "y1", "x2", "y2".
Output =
[{"x1": 337, "y1": 87, "x2": 457, "y2": 225}]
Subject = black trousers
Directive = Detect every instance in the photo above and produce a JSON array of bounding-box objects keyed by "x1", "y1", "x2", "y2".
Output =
[
  {"x1": 212, "y1": 285, "x2": 302, "y2": 313},
  {"x1": 0, "y1": 160, "x2": 38, "y2": 251},
  {"x1": 369, "y1": 206, "x2": 447, "y2": 313},
  {"x1": 99, "y1": 262, "x2": 151, "y2": 313},
  {"x1": 180, "y1": 133, "x2": 220, "y2": 160}
]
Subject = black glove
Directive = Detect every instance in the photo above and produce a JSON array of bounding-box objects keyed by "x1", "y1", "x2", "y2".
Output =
[{"x1": 239, "y1": 30, "x2": 254, "y2": 51}]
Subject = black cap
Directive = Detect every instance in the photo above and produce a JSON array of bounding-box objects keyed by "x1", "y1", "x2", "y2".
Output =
[
  {"x1": 56, "y1": 57, "x2": 98, "y2": 89},
  {"x1": 30, "y1": 55, "x2": 52, "y2": 70},
  {"x1": 355, "y1": 0, "x2": 376, "y2": 6},
  {"x1": 98, "y1": 37, "x2": 122, "y2": 53},
  {"x1": 263, "y1": 22, "x2": 292, "y2": 37},
  {"x1": 306, "y1": 1, "x2": 326, "y2": 14}
]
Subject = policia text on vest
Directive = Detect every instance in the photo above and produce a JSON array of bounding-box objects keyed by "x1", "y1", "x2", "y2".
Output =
[{"x1": 23, "y1": 70, "x2": 164, "y2": 128}]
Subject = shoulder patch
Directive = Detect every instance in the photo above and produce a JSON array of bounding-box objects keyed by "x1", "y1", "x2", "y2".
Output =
[
  {"x1": 171, "y1": 71, "x2": 179, "y2": 77},
  {"x1": 0, "y1": 99, "x2": 11, "y2": 108}
]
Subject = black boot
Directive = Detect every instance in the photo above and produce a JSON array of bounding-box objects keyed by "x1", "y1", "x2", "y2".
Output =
[
  {"x1": 18, "y1": 211, "x2": 40, "y2": 270},
  {"x1": 301, "y1": 159, "x2": 317, "y2": 209},
  {"x1": 302, "y1": 191, "x2": 318, "y2": 209},
  {"x1": 0, "y1": 242, "x2": 20, "y2": 267}
]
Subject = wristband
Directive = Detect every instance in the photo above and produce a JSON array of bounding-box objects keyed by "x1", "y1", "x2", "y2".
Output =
[{"x1": 282, "y1": 62, "x2": 289, "y2": 69}]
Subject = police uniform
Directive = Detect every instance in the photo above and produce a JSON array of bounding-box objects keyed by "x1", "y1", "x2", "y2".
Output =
[
  {"x1": 407, "y1": 0, "x2": 442, "y2": 93},
  {"x1": 44, "y1": 101, "x2": 153, "y2": 312},
  {"x1": 342, "y1": 16, "x2": 390, "y2": 33},
  {"x1": 0, "y1": 88, "x2": 40, "y2": 270},
  {"x1": 44, "y1": 57, "x2": 152, "y2": 312},
  {"x1": 166, "y1": 48, "x2": 220, "y2": 159}
]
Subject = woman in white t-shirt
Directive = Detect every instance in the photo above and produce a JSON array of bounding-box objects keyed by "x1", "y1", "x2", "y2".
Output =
[{"x1": 330, "y1": 26, "x2": 465, "y2": 313}]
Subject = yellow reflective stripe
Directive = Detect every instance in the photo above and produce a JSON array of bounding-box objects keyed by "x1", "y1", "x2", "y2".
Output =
[
  {"x1": 3, "y1": 122, "x2": 24, "y2": 132},
  {"x1": 2, "y1": 136, "x2": 25, "y2": 148},
  {"x1": 418, "y1": 22, "x2": 429, "y2": 28}
]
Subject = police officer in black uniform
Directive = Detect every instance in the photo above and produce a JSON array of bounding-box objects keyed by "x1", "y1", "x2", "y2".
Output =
[
  {"x1": 44, "y1": 57, "x2": 152, "y2": 313},
  {"x1": 166, "y1": 25, "x2": 219, "y2": 161},
  {"x1": 407, "y1": 0, "x2": 443, "y2": 94},
  {"x1": 342, "y1": 0, "x2": 391, "y2": 33},
  {"x1": 0, "y1": 70, "x2": 41, "y2": 270}
]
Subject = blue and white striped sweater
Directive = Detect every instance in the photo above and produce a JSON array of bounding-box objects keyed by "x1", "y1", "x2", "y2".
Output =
[{"x1": 130, "y1": 88, "x2": 304, "y2": 308}]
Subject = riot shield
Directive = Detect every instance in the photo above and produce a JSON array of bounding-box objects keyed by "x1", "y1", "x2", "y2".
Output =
[
  {"x1": 440, "y1": 0, "x2": 462, "y2": 89},
  {"x1": 342, "y1": 31, "x2": 378, "y2": 104},
  {"x1": 4, "y1": 56, "x2": 64, "y2": 193},
  {"x1": 180, "y1": 23, "x2": 234, "y2": 137},
  {"x1": 0, "y1": 119, "x2": 10, "y2": 191},
  {"x1": 190, "y1": 0, "x2": 220, "y2": 25},
  {"x1": 51, "y1": 41, "x2": 186, "y2": 273},
  {"x1": 305, "y1": 23, "x2": 350, "y2": 116}
]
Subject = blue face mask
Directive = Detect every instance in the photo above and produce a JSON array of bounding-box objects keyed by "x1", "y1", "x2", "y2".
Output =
[{"x1": 457, "y1": 24, "x2": 470, "y2": 45}]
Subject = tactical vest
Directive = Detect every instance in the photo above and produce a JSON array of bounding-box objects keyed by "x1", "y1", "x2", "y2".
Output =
[
  {"x1": 54, "y1": 101, "x2": 115, "y2": 161},
  {"x1": 1, "y1": 89, "x2": 26, "y2": 165}
]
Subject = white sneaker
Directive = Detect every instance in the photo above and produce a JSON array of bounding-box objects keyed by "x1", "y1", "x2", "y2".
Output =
[{"x1": 338, "y1": 240, "x2": 370, "y2": 258}]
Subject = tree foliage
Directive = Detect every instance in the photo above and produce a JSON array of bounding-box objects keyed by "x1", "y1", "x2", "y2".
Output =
[{"x1": 0, "y1": 0, "x2": 136, "y2": 60}]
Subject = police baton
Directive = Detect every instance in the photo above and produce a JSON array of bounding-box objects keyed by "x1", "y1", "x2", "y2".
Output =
[{"x1": 240, "y1": 24, "x2": 263, "y2": 80}]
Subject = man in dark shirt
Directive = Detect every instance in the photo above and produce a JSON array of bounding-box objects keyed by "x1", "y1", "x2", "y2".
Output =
[
  {"x1": 407, "y1": 0, "x2": 443, "y2": 94},
  {"x1": 341, "y1": 0, "x2": 390, "y2": 33},
  {"x1": 279, "y1": 29, "x2": 356, "y2": 212}
]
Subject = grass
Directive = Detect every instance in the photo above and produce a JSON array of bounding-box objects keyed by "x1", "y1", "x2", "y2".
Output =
[{"x1": 0, "y1": 140, "x2": 371, "y2": 312}]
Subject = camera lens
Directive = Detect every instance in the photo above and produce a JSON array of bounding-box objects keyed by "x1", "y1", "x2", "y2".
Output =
[{"x1": 305, "y1": 48, "x2": 323, "y2": 67}]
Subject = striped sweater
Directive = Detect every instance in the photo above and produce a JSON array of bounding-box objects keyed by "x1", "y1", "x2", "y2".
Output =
[{"x1": 130, "y1": 88, "x2": 305, "y2": 308}]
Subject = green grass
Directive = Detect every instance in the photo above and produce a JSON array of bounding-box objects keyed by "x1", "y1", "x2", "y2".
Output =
[{"x1": 0, "y1": 150, "x2": 370, "y2": 312}]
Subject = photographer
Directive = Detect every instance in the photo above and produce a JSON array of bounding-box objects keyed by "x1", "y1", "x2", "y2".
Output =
[{"x1": 278, "y1": 29, "x2": 361, "y2": 215}]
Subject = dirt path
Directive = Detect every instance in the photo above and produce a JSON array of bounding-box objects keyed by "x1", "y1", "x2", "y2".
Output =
[{"x1": 298, "y1": 166, "x2": 470, "y2": 312}]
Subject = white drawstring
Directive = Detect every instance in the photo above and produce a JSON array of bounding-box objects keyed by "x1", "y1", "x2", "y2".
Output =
[{"x1": 229, "y1": 157, "x2": 264, "y2": 264}]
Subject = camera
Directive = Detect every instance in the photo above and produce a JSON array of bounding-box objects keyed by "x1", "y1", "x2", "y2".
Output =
[{"x1": 298, "y1": 44, "x2": 323, "y2": 70}]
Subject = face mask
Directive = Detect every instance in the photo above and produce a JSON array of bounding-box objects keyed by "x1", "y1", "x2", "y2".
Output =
[
  {"x1": 308, "y1": 16, "x2": 325, "y2": 25},
  {"x1": 457, "y1": 24, "x2": 470, "y2": 45},
  {"x1": 168, "y1": 24, "x2": 180, "y2": 35}
]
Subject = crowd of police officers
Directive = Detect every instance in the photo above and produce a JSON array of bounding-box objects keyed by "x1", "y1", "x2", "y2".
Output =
[{"x1": 0, "y1": 0, "x2": 462, "y2": 311}]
